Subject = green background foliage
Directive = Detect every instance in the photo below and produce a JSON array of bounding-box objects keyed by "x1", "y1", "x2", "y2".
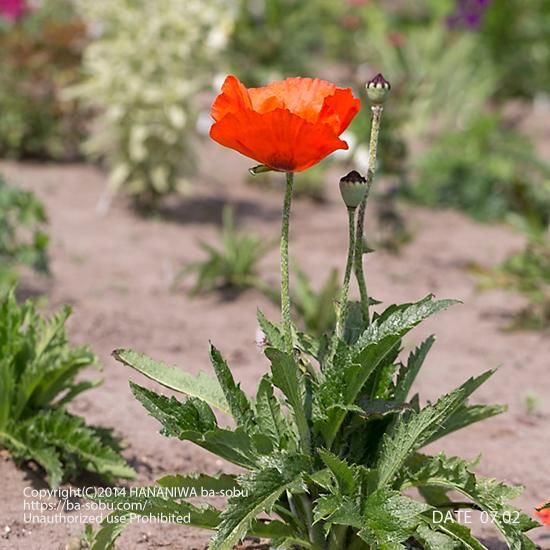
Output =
[
  {"x1": 0, "y1": 0, "x2": 85, "y2": 159},
  {"x1": 0, "y1": 176, "x2": 49, "y2": 294},
  {"x1": 0, "y1": 291, "x2": 134, "y2": 487}
]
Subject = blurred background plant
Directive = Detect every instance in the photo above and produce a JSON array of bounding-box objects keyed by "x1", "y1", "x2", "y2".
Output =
[
  {"x1": 228, "y1": 0, "x2": 346, "y2": 87},
  {"x1": 335, "y1": 1, "x2": 550, "y2": 262},
  {"x1": 290, "y1": 267, "x2": 339, "y2": 337},
  {"x1": 345, "y1": 2, "x2": 496, "y2": 174},
  {"x1": 407, "y1": 115, "x2": 550, "y2": 233},
  {"x1": 0, "y1": 175, "x2": 49, "y2": 294},
  {"x1": 0, "y1": 0, "x2": 86, "y2": 159},
  {"x1": 175, "y1": 206, "x2": 275, "y2": 298},
  {"x1": 476, "y1": 236, "x2": 550, "y2": 331},
  {"x1": 476, "y1": 0, "x2": 550, "y2": 101},
  {"x1": 523, "y1": 391, "x2": 540, "y2": 416},
  {"x1": 70, "y1": 0, "x2": 235, "y2": 207},
  {"x1": 0, "y1": 289, "x2": 134, "y2": 487}
]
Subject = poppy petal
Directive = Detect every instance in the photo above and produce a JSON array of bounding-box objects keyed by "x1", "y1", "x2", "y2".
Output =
[
  {"x1": 210, "y1": 75, "x2": 360, "y2": 172},
  {"x1": 249, "y1": 77, "x2": 337, "y2": 122},
  {"x1": 210, "y1": 108, "x2": 348, "y2": 172},
  {"x1": 320, "y1": 88, "x2": 362, "y2": 134},
  {"x1": 211, "y1": 75, "x2": 252, "y2": 122}
]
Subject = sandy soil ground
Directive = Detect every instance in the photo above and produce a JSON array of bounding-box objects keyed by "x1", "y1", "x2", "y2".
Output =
[{"x1": 0, "y1": 145, "x2": 548, "y2": 550}]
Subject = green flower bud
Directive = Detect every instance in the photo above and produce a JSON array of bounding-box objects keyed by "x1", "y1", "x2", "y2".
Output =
[
  {"x1": 366, "y1": 73, "x2": 391, "y2": 105},
  {"x1": 339, "y1": 170, "x2": 368, "y2": 208}
]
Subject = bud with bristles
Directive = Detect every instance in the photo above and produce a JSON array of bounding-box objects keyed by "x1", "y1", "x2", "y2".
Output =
[
  {"x1": 366, "y1": 73, "x2": 391, "y2": 105},
  {"x1": 339, "y1": 170, "x2": 368, "y2": 208}
]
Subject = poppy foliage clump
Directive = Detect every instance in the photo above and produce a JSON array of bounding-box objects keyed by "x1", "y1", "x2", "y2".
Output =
[
  {"x1": 210, "y1": 75, "x2": 360, "y2": 172},
  {"x1": 91, "y1": 74, "x2": 542, "y2": 550}
]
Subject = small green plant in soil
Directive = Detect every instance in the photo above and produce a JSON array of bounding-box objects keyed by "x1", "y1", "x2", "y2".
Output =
[
  {"x1": 290, "y1": 268, "x2": 340, "y2": 337},
  {"x1": 89, "y1": 75, "x2": 540, "y2": 549},
  {"x1": 267, "y1": 268, "x2": 345, "y2": 337},
  {"x1": 176, "y1": 206, "x2": 274, "y2": 298},
  {"x1": 477, "y1": 237, "x2": 550, "y2": 331},
  {"x1": 0, "y1": 175, "x2": 49, "y2": 293},
  {"x1": 523, "y1": 392, "x2": 540, "y2": 417},
  {"x1": 0, "y1": 290, "x2": 135, "y2": 487}
]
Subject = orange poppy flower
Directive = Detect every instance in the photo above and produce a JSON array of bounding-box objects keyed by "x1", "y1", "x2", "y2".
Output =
[
  {"x1": 535, "y1": 503, "x2": 550, "y2": 527},
  {"x1": 210, "y1": 75, "x2": 361, "y2": 172}
]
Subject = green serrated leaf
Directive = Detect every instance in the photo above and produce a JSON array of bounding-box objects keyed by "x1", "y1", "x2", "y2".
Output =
[
  {"x1": 355, "y1": 296, "x2": 458, "y2": 350},
  {"x1": 157, "y1": 473, "x2": 238, "y2": 494},
  {"x1": 257, "y1": 309, "x2": 286, "y2": 350},
  {"x1": 113, "y1": 349, "x2": 229, "y2": 414},
  {"x1": 416, "y1": 522, "x2": 460, "y2": 549},
  {"x1": 376, "y1": 370, "x2": 495, "y2": 488},
  {"x1": 343, "y1": 301, "x2": 365, "y2": 344},
  {"x1": 308, "y1": 469, "x2": 334, "y2": 492},
  {"x1": 421, "y1": 514, "x2": 487, "y2": 550},
  {"x1": 209, "y1": 344, "x2": 255, "y2": 428},
  {"x1": 0, "y1": 293, "x2": 129, "y2": 488},
  {"x1": 293, "y1": 328, "x2": 327, "y2": 363},
  {"x1": 130, "y1": 382, "x2": 258, "y2": 468},
  {"x1": 130, "y1": 382, "x2": 217, "y2": 436},
  {"x1": 356, "y1": 398, "x2": 411, "y2": 418},
  {"x1": 394, "y1": 335, "x2": 436, "y2": 403},
  {"x1": 314, "y1": 494, "x2": 362, "y2": 530},
  {"x1": 211, "y1": 465, "x2": 305, "y2": 550},
  {"x1": 424, "y1": 403, "x2": 507, "y2": 444},
  {"x1": 255, "y1": 376, "x2": 294, "y2": 450},
  {"x1": 320, "y1": 335, "x2": 401, "y2": 449},
  {"x1": 318, "y1": 450, "x2": 357, "y2": 496},
  {"x1": 10, "y1": 409, "x2": 133, "y2": 486},
  {"x1": 90, "y1": 510, "x2": 130, "y2": 550},
  {"x1": 27, "y1": 443, "x2": 64, "y2": 489},
  {"x1": 201, "y1": 429, "x2": 260, "y2": 469},
  {"x1": 358, "y1": 490, "x2": 429, "y2": 548},
  {"x1": 404, "y1": 453, "x2": 539, "y2": 550},
  {"x1": 265, "y1": 348, "x2": 311, "y2": 453}
]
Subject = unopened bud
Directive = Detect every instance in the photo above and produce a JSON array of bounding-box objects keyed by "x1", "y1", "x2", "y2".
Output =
[
  {"x1": 366, "y1": 73, "x2": 391, "y2": 105},
  {"x1": 339, "y1": 170, "x2": 368, "y2": 208}
]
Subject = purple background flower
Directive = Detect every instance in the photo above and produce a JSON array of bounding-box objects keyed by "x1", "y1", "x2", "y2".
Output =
[
  {"x1": 0, "y1": 0, "x2": 28, "y2": 22},
  {"x1": 447, "y1": 0, "x2": 492, "y2": 30}
]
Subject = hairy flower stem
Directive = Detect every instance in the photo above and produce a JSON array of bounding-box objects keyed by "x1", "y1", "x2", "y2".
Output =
[
  {"x1": 348, "y1": 535, "x2": 370, "y2": 550},
  {"x1": 354, "y1": 104, "x2": 384, "y2": 326},
  {"x1": 337, "y1": 207, "x2": 357, "y2": 339},
  {"x1": 297, "y1": 493, "x2": 324, "y2": 547},
  {"x1": 280, "y1": 172, "x2": 294, "y2": 352},
  {"x1": 328, "y1": 525, "x2": 349, "y2": 550}
]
